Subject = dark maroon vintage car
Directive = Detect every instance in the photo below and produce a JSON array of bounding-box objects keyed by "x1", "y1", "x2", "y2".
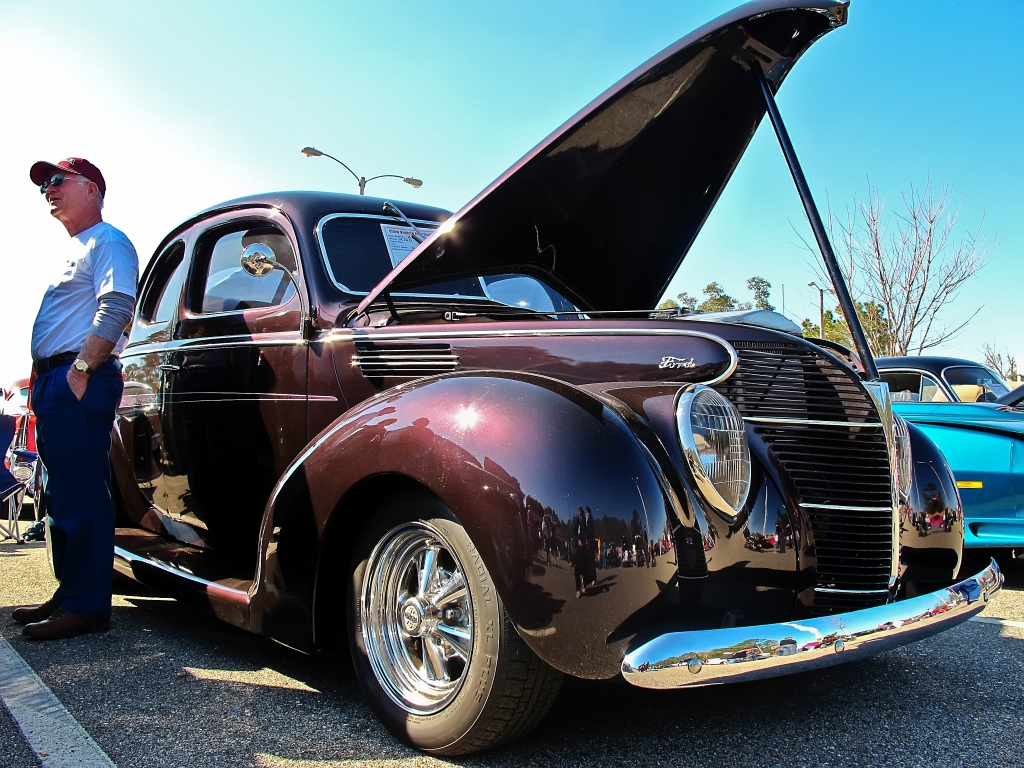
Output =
[{"x1": 108, "y1": 0, "x2": 1001, "y2": 755}]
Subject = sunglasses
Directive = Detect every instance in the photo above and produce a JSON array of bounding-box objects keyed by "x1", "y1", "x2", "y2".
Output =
[{"x1": 39, "y1": 173, "x2": 91, "y2": 195}]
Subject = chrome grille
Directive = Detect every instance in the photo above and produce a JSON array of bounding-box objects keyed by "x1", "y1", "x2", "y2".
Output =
[
  {"x1": 717, "y1": 341, "x2": 894, "y2": 611},
  {"x1": 353, "y1": 342, "x2": 459, "y2": 378}
]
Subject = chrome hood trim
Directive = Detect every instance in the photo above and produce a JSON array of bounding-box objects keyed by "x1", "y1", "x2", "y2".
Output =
[
  {"x1": 358, "y1": 1, "x2": 848, "y2": 315},
  {"x1": 621, "y1": 559, "x2": 1003, "y2": 688}
]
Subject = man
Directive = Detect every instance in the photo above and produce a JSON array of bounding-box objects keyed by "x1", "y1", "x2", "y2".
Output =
[
  {"x1": 12, "y1": 158, "x2": 139, "y2": 640},
  {"x1": 571, "y1": 506, "x2": 594, "y2": 598}
]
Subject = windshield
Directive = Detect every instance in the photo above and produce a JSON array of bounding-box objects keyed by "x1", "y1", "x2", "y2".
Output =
[
  {"x1": 318, "y1": 215, "x2": 575, "y2": 312},
  {"x1": 942, "y1": 366, "x2": 1010, "y2": 403}
]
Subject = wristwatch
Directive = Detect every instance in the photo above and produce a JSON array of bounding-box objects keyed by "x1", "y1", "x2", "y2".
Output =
[{"x1": 72, "y1": 358, "x2": 93, "y2": 375}]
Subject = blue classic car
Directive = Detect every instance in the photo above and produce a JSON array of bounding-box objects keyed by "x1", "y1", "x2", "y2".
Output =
[{"x1": 877, "y1": 357, "x2": 1024, "y2": 549}]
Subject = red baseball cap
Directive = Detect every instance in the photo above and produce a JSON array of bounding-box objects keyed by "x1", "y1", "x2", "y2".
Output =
[{"x1": 29, "y1": 157, "x2": 106, "y2": 198}]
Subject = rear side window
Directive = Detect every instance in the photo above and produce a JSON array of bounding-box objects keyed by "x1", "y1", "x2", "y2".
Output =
[
  {"x1": 319, "y1": 216, "x2": 485, "y2": 298},
  {"x1": 195, "y1": 225, "x2": 297, "y2": 314},
  {"x1": 140, "y1": 241, "x2": 187, "y2": 323},
  {"x1": 882, "y1": 371, "x2": 949, "y2": 403}
]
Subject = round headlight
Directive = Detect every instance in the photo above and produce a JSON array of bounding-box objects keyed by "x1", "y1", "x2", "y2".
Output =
[
  {"x1": 893, "y1": 414, "x2": 912, "y2": 500},
  {"x1": 676, "y1": 385, "x2": 751, "y2": 516}
]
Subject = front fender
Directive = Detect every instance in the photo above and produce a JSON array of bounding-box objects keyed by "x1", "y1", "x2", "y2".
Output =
[
  {"x1": 899, "y1": 421, "x2": 964, "y2": 592},
  {"x1": 254, "y1": 371, "x2": 679, "y2": 678}
]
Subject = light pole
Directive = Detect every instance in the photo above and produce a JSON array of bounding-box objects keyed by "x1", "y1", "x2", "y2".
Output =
[
  {"x1": 808, "y1": 281, "x2": 825, "y2": 340},
  {"x1": 301, "y1": 147, "x2": 422, "y2": 196}
]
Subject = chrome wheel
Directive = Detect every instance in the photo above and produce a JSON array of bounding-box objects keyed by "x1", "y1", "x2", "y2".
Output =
[{"x1": 361, "y1": 521, "x2": 473, "y2": 714}]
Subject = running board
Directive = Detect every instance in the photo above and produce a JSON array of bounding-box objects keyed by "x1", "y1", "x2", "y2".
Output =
[{"x1": 114, "y1": 546, "x2": 251, "y2": 630}]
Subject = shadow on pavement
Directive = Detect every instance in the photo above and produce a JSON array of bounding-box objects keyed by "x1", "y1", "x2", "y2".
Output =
[{"x1": 0, "y1": 546, "x2": 1021, "y2": 767}]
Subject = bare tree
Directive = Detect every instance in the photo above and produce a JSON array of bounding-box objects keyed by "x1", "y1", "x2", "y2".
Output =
[
  {"x1": 808, "y1": 179, "x2": 993, "y2": 356},
  {"x1": 982, "y1": 343, "x2": 1018, "y2": 381}
]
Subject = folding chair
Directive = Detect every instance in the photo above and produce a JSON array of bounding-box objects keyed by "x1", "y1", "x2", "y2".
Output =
[{"x1": 1, "y1": 413, "x2": 36, "y2": 543}]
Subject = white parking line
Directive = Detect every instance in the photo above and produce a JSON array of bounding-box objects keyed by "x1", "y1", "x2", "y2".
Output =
[
  {"x1": 970, "y1": 616, "x2": 1024, "y2": 630},
  {"x1": 0, "y1": 635, "x2": 116, "y2": 768}
]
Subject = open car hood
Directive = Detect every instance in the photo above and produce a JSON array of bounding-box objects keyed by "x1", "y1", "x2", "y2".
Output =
[{"x1": 358, "y1": 1, "x2": 848, "y2": 314}]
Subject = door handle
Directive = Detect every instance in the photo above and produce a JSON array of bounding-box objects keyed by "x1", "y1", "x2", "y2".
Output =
[{"x1": 158, "y1": 364, "x2": 182, "y2": 372}]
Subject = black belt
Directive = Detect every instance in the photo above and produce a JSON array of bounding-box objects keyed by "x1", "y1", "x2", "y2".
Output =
[
  {"x1": 32, "y1": 353, "x2": 117, "y2": 375},
  {"x1": 32, "y1": 352, "x2": 78, "y2": 374}
]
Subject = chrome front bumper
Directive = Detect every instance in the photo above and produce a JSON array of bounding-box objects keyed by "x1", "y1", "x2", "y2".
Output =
[{"x1": 621, "y1": 559, "x2": 1003, "y2": 689}]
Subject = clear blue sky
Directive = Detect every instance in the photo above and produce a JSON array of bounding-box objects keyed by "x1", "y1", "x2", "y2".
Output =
[{"x1": 1, "y1": 0, "x2": 1020, "y2": 386}]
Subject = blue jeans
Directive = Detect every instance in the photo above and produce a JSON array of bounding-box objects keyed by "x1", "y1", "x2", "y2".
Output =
[{"x1": 33, "y1": 359, "x2": 123, "y2": 620}]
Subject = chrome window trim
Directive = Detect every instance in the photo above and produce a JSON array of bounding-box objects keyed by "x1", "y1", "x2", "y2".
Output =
[
  {"x1": 744, "y1": 417, "x2": 884, "y2": 428},
  {"x1": 315, "y1": 213, "x2": 474, "y2": 298},
  {"x1": 877, "y1": 366, "x2": 955, "y2": 402},
  {"x1": 185, "y1": 209, "x2": 308, "y2": 320},
  {"x1": 813, "y1": 587, "x2": 891, "y2": 595},
  {"x1": 138, "y1": 238, "x2": 189, "y2": 325},
  {"x1": 322, "y1": 327, "x2": 739, "y2": 385}
]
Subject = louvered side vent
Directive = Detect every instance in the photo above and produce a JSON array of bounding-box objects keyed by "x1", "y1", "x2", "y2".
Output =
[
  {"x1": 716, "y1": 341, "x2": 894, "y2": 613},
  {"x1": 353, "y1": 342, "x2": 459, "y2": 378}
]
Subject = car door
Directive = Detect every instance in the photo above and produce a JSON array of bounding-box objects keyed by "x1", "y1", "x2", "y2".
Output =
[
  {"x1": 119, "y1": 236, "x2": 195, "y2": 537},
  {"x1": 161, "y1": 210, "x2": 309, "y2": 560}
]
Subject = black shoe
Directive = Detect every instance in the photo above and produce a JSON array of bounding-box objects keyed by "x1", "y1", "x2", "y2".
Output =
[{"x1": 12, "y1": 594, "x2": 62, "y2": 625}]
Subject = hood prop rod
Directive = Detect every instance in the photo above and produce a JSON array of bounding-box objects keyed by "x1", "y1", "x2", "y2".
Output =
[{"x1": 753, "y1": 64, "x2": 879, "y2": 381}]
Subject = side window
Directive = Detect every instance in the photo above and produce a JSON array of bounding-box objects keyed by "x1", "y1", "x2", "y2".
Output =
[
  {"x1": 919, "y1": 375, "x2": 949, "y2": 403},
  {"x1": 140, "y1": 241, "x2": 187, "y2": 323},
  {"x1": 880, "y1": 372, "x2": 923, "y2": 402},
  {"x1": 195, "y1": 225, "x2": 297, "y2": 314}
]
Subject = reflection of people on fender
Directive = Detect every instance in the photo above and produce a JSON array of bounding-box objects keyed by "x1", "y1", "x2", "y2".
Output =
[
  {"x1": 541, "y1": 514, "x2": 552, "y2": 565},
  {"x1": 572, "y1": 506, "x2": 595, "y2": 597}
]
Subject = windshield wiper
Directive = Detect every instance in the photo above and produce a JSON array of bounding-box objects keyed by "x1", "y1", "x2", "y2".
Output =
[{"x1": 382, "y1": 201, "x2": 428, "y2": 243}]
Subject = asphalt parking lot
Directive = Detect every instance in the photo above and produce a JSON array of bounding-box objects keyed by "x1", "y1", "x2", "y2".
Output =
[{"x1": 2, "y1": 544, "x2": 1022, "y2": 768}]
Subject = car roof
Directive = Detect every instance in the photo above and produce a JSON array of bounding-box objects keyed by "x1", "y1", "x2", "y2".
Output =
[
  {"x1": 151, "y1": 190, "x2": 452, "y2": 261},
  {"x1": 876, "y1": 357, "x2": 993, "y2": 376}
]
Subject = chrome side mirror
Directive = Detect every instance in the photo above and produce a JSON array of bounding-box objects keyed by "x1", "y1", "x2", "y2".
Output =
[
  {"x1": 240, "y1": 243, "x2": 279, "y2": 277},
  {"x1": 238, "y1": 242, "x2": 313, "y2": 340}
]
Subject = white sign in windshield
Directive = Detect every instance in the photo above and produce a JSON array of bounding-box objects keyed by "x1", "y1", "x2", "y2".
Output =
[{"x1": 380, "y1": 224, "x2": 428, "y2": 268}]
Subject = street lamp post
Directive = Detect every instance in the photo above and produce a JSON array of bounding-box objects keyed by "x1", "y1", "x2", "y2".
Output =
[
  {"x1": 808, "y1": 281, "x2": 825, "y2": 340},
  {"x1": 301, "y1": 147, "x2": 422, "y2": 195}
]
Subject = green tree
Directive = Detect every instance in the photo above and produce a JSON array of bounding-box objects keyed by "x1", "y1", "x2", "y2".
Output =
[
  {"x1": 656, "y1": 291, "x2": 699, "y2": 312},
  {"x1": 746, "y1": 277, "x2": 775, "y2": 311},
  {"x1": 697, "y1": 282, "x2": 737, "y2": 313},
  {"x1": 802, "y1": 300, "x2": 890, "y2": 353},
  {"x1": 657, "y1": 277, "x2": 772, "y2": 314},
  {"x1": 676, "y1": 292, "x2": 698, "y2": 311}
]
